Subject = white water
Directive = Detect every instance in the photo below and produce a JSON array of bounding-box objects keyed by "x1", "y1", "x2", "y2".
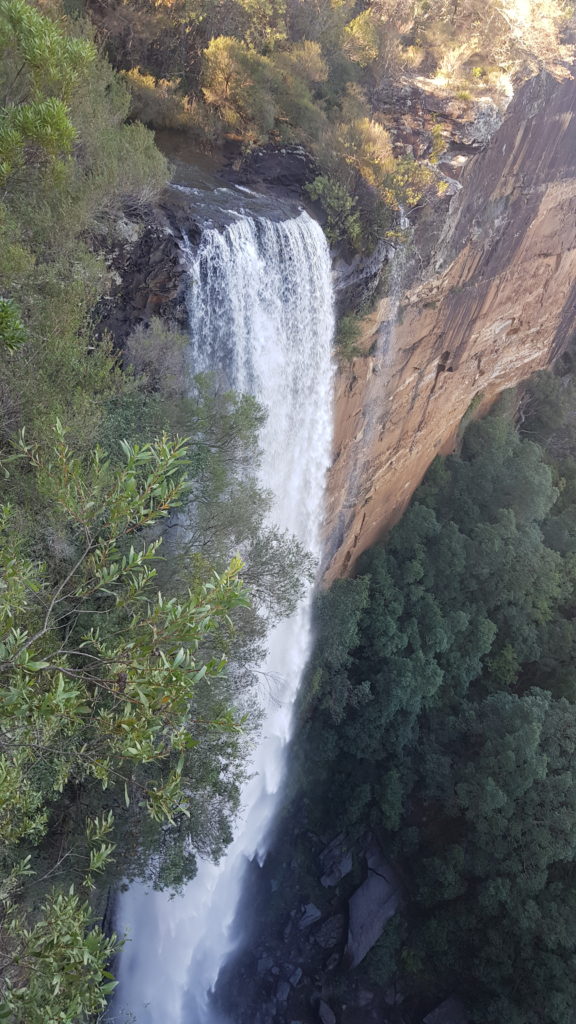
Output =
[{"x1": 112, "y1": 210, "x2": 335, "y2": 1023}]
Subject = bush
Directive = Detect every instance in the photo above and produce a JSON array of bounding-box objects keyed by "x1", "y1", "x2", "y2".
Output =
[
  {"x1": 124, "y1": 319, "x2": 189, "y2": 398},
  {"x1": 334, "y1": 313, "x2": 363, "y2": 361},
  {"x1": 306, "y1": 174, "x2": 362, "y2": 249}
]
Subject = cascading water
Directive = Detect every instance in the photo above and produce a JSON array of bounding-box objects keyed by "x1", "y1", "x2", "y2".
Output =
[{"x1": 111, "y1": 209, "x2": 335, "y2": 1023}]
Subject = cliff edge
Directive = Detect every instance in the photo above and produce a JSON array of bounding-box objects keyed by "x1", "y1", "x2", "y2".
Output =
[{"x1": 325, "y1": 69, "x2": 576, "y2": 580}]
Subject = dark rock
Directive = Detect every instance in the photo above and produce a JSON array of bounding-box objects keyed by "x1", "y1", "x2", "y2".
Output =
[
  {"x1": 298, "y1": 903, "x2": 322, "y2": 930},
  {"x1": 94, "y1": 205, "x2": 193, "y2": 346},
  {"x1": 374, "y1": 78, "x2": 504, "y2": 162},
  {"x1": 366, "y1": 834, "x2": 393, "y2": 875},
  {"x1": 384, "y1": 986, "x2": 405, "y2": 1006},
  {"x1": 277, "y1": 980, "x2": 291, "y2": 1003},
  {"x1": 344, "y1": 837, "x2": 401, "y2": 969},
  {"x1": 318, "y1": 999, "x2": 337, "y2": 1024},
  {"x1": 233, "y1": 143, "x2": 318, "y2": 194},
  {"x1": 314, "y1": 914, "x2": 345, "y2": 950},
  {"x1": 333, "y1": 242, "x2": 390, "y2": 315},
  {"x1": 319, "y1": 834, "x2": 354, "y2": 887},
  {"x1": 289, "y1": 968, "x2": 303, "y2": 987},
  {"x1": 423, "y1": 997, "x2": 469, "y2": 1024},
  {"x1": 355, "y1": 988, "x2": 374, "y2": 1007},
  {"x1": 257, "y1": 955, "x2": 273, "y2": 976}
]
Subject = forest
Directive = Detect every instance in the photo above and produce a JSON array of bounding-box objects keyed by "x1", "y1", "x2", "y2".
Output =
[{"x1": 291, "y1": 364, "x2": 576, "y2": 1023}]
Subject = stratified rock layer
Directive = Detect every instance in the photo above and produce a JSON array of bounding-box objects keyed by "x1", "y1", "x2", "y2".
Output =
[{"x1": 325, "y1": 70, "x2": 576, "y2": 580}]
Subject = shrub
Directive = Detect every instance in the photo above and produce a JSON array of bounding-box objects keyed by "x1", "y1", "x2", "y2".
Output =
[
  {"x1": 306, "y1": 174, "x2": 362, "y2": 249},
  {"x1": 335, "y1": 313, "x2": 363, "y2": 361},
  {"x1": 124, "y1": 319, "x2": 189, "y2": 398}
]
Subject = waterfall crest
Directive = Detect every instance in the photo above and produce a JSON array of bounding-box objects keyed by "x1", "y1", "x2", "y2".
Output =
[{"x1": 112, "y1": 210, "x2": 335, "y2": 1023}]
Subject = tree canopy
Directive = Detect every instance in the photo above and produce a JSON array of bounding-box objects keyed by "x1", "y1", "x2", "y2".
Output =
[{"x1": 288, "y1": 373, "x2": 576, "y2": 1023}]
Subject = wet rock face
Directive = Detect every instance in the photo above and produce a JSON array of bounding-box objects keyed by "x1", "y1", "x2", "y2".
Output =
[
  {"x1": 231, "y1": 142, "x2": 318, "y2": 192},
  {"x1": 94, "y1": 198, "x2": 197, "y2": 346},
  {"x1": 332, "y1": 242, "x2": 391, "y2": 316},
  {"x1": 325, "y1": 69, "x2": 576, "y2": 581}
]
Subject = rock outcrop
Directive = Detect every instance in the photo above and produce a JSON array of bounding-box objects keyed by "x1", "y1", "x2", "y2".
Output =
[
  {"x1": 325, "y1": 69, "x2": 576, "y2": 580},
  {"x1": 230, "y1": 142, "x2": 318, "y2": 192},
  {"x1": 375, "y1": 76, "x2": 506, "y2": 162},
  {"x1": 94, "y1": 196, "x2": 200, "y2": 345},
  {"x1": 423, "y1": 997, "x2": 469, "y2": 1024},
  {"x1": 344, "y1": 838, "x2": 401, "y2": 969}
]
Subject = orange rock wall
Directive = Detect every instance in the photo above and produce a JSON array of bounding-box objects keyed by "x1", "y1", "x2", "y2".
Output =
[{"x1": 324, "y1": 71, "x2": 576, "y2": 581}]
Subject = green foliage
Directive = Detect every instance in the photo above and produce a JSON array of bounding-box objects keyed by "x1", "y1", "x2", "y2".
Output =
[
  {"x1": 306, "y1": 175, "x2": 362, "y2": 248},
  {"x1": 0, "y1": 0, "x2": 167, "y2": 447},
  {"x1": 87, "y1": 0, "x2": 474, "y2": 250},
  {"x1": 0, "y1": 0, "x2": 95, "y2": 96},
  {"x1": 80, "y1": 0, "x2": 572, "y2": 256},
  {"x1": 202, "y1": 35, "x2": 328, "y2": 142},
  {"x1": 124, "y1": 318, "x2": 189, "y2": 399},
  {"x1": 0, "y1": 426, "x2": 255, "y2": 1017},
  {"x1": 0, "y1": 97, "x2": 75, "y2": 181},
  {"x1": 334, "y1": 313, "x2": 363, "y2": 361},
  {"x1": 0, "y1": 299, "x2": 26, "y2": 353},
  {"x1": 0, "y1": 426, "x2": 246, "y2": 812},
  {"x1": 0, "y1": 0, "x2": 96, "y2": 181},
  {"x1": 285, "y1": 374, "x2": 576, "y2": 1021},
  {"x1": 1, "y1": 889, "x2": 117, "y2": 1023}
]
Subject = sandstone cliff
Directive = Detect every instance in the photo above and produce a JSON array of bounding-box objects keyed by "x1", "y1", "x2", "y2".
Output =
[{"x1": 324, "y1": 70, "x2": 576, "y2": 581}]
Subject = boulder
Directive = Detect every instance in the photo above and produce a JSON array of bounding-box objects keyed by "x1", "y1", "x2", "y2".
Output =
[
  {"x1": 325, "y1": 952, "x2": 339, "y2": 972},
  {"x1": 344, "y1": 837, "x2": 401, "y2": 969},
  {"x1": 314, "y1": 914, "x2": 345, "y2": 950},
  {"x1": 423, "y1": 997, "x2": 469, "y2": 1024},
  {"x1": 354, "y1": 988, "x2": 374, "y2": 1007},
  {"x1": 318, "y1": 1000, "x2": 336, "y2": 1024},
  {"x1": 276, "y1": 980, "x2": 291, "y2": 1003},
  {"x1": 257, "y1": 954, "x2": 273, "y2": 976},
  {"x1": 298, "y1": 903, "x2": 322, "y2": 930}
]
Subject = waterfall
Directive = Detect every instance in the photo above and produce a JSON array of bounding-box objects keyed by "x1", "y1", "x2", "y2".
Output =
[{"x1": 111, "y1": 210, "x2": 335, "y2": 1023}]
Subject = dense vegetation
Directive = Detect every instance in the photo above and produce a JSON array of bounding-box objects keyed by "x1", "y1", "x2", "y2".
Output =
[
  {"x1": 82, "y1": 0, "x2": 573, "y2": 249},
  {"x1": 0, "y1": 2, "x2": 309, "y2": 1019},
  {"x1": 293, "y1": 366, "x2": 576, "y2": 1023}
]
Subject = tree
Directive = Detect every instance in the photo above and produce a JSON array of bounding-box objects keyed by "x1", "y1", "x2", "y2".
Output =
[
  {"x1": 0, "y1": 0, "x2": 96, "y2": 182},
  {"x1": 0, "y1": 424, "x2": 248, "y2": 1018}
]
